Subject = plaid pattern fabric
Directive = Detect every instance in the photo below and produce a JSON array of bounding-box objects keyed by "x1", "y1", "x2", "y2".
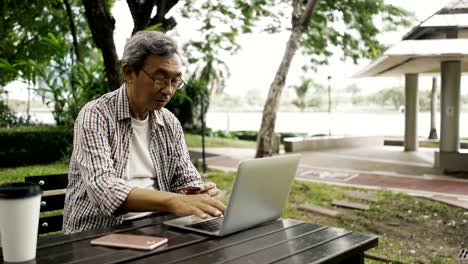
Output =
[{"x1": 63, "y1": 84, "x2": 202, "y2": 234}]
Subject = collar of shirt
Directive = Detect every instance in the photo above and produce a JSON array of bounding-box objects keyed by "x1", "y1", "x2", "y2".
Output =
[{"x1": 116, "y1": 83, "x2": 165, "y2": 128}]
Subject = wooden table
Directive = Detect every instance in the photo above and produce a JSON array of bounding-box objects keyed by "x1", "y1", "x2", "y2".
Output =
[{"x1": 1, "y1": 213, "x2": 378, "y2": 263}]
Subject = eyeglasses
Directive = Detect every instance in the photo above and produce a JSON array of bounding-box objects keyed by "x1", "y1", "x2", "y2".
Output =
[{"x1": 141, "y1": 68, "x2": 185, "y2": 91}]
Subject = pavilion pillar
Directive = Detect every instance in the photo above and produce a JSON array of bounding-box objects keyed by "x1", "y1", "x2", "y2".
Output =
[
  {"x1": 404, "y1": 73, "x2": 419, "y2": 151},
  {"x1": 440, "y1": 61, "x2": 461, "y2": 152}
]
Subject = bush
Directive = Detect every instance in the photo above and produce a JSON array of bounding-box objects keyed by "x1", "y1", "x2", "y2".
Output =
[
  {"x1": 211, "y1": 130, "x2": 234, "y2": 139},
  {"x1": 234, "y1": 131, "x2": 258, "y2": 141},
  {"x1": 0, "y1": 101, "x2": 30, "y2": 128},
  {"x1": 0, "y1": 125, "x2": 73, "y2": 167},
  {"x1": 210, "y1": 130, "x2": 308, "y2": 143},
  {"x1": 166, "y1": 78, "x2": 209, "y2": 131}
]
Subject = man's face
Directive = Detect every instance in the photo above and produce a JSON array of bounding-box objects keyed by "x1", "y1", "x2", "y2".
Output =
[{"x1": 125, "y1": 53, "x2": 182, "y2": 112}]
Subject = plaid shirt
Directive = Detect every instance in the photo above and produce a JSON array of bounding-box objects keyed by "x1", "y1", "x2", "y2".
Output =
[{"x1": 63, "y1": 84, "x2": 202, "y2": 234}]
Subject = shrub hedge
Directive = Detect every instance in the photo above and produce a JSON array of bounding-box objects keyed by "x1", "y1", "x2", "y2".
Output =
[
  {"x1": 211, "y1": 130, "x2": 309, "y2": 143},
  {"x1": 0, "y1": 126, "x2": 73, "y2": 167}
]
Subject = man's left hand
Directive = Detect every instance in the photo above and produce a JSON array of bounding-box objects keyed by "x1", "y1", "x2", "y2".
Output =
[{"x1": 199, "y1": 182, "x2": 219, "y2": 197}]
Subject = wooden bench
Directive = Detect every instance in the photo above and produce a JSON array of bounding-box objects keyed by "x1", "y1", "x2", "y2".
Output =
[{"x1": 24, "y1": 174, "x2": 68, "y2": 235}]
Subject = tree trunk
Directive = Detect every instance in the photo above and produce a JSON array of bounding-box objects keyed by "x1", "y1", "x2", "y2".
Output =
[
  {"x1": 255, "y1": 0, "x2": 318, "y2": 158},
  {"x1": 64, "y1": 0, "x2": 80, "y2": 62},
  {"x1": 126, "y1": 0, "x2": 179, "y2": 35},
  {"x1": 429, "y1": 77, "x2": 438, "y2": 139},
  {"x1": 82, "y1": 0, "x2": 123, "y2": 91}
]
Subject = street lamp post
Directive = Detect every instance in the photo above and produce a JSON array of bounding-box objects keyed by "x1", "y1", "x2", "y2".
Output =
[
  {"x1": 200, "y1": 91, "x2": 207, "y2": 175},
  {"x1": 327, "y1": 76, "x2": 332, "y2": 136}
]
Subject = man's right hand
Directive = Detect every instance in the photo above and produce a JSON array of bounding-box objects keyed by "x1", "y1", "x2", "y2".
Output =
[{"x1": 167, "y1": 193, "x2": 225, "y2": 219}]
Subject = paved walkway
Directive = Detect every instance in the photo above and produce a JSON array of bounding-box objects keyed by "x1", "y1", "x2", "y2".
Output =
[{"x1": 189, "y1": 146, "x2": 468, "y2": 209}]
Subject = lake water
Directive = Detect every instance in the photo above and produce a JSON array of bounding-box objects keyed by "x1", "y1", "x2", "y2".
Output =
[{"x1": 22, "y1": 110, "x2": 468, "y2": 137}]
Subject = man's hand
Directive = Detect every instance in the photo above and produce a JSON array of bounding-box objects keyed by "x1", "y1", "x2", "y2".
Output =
[
  {"x1": 167, "y1": 193, "x2": 225, "y2": 219},
  {"x1": 199, "y1": 182, "x2": 219, "y2": 197},
  {"x1": 178, "y1": 182, "x2": 220, "y2": 197}
]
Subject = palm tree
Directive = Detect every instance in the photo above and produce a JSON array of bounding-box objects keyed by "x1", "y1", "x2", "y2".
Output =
[{"x1": 291, "y1": 79, "x2": 312, "y2": 112}]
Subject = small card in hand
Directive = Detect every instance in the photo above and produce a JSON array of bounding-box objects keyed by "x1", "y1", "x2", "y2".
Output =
[{"x1": 177, "y1": 186, "x2": 201, "y2": 194}]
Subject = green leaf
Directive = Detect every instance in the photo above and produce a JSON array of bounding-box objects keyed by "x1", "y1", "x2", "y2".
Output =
[{"x1": 144, "y1": 23, "x2": 163, "y2": 32}]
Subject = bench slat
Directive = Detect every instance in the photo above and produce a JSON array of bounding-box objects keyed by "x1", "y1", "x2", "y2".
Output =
[
  {"x1": 40, "y1": 194, "x2": 65, "y2": 212},
  {"x1": 25, "y1": 173, "x2": 68, "y2": 191},
  {"x1": 39, "y1": 215, "x2": 63, "y2": 235}
]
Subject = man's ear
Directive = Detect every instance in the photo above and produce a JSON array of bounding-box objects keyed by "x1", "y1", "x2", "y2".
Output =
[{"x1": 122, "y1": 64, "x2": 135, "y2": 83}]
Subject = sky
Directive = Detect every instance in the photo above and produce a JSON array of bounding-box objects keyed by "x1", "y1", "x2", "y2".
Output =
[{"x1": 4, "y1": 0, "x2": 458, "y2": 101}]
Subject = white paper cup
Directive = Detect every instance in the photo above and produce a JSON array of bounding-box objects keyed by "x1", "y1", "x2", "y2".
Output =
[{"x1": 0, "y1": 182, "x2": 42, "y2": 263}]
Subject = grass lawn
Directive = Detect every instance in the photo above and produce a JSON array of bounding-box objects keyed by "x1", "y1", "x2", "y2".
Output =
[
  {"x1": 1, "y1": 163, "x2": 466, "y2": 263},
  {"x1": 0, "y1": 162, "x2": 68, "y2": 183},
  {"x1": 207, "y1": 170, "x2": 466, "y2": 264}
]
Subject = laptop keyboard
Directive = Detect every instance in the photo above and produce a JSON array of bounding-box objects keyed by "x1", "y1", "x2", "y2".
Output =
[{"x1": 186, "y1": 217, "x2": 224, "y2": 232}]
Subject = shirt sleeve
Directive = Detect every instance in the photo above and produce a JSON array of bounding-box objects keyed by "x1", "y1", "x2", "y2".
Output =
[
  {"x1": 76, "y1": 105, "x2": 135, "y2": 217},
  {"x1": 170, "y1": 119, "x2": 203, "y2": 191}
]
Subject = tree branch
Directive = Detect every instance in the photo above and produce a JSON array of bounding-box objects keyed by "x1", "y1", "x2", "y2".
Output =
[
  {"x1": 63, "y1": 0, "x2": 80, "y2": 61},
  {"x1": 299, "y1": 0, "x2": 319, "y2": 29},
  {"x1": 126, "y1": 0, "x2": 139, "y2": 24},
  {"x1": 127, "y1": 0, "x2": 157, "y2": 34},
  {"x1": 150, "y1": 0, "x2": 179, "y2": 32},
  {"x1": 82, "y1": 0, "x2": 123, "y2": 90}
]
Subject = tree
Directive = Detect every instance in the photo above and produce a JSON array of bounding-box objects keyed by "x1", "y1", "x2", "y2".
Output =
[
  {"x1": 82, "y1": 0, "x2": 264, "y2": 94},
  {"x1": 34, "y1": 33, "x2": 107, "y2": 126},
  {"x1": 180, "y1": 1, "x2": 260, "y2": 94},
  {"x1": 255, "y1": 0, "x2": 413, "y2": 157},
  {"x1": 429, "y1": 77, "x2": 438, "y2": 139},
  {"x1": 419, "y1": 90, "x2": 431, "y2": 112},
  {"x1": 345, "y1": 84, "x2": 364, "y2": 105},
  {"x1": 0, "y1": 0, "x2": 108, "y2": 126},
  {"x1": 384, "y1": 87, "x2": 404, "y2": 110},
  {"x1": 367, "y1": 87, "x2": 404, "y2": 110},
  {"x1": 165, "y1": 78, "x2": 209, "y2": 130},
  {"x1": 62, "y1": 0, "x2": 413, "y2": 139},
  {"x1": 291, "y1": 79, "x2": 312, "y2": 112},
  {"x1": 0, "y1": 58, "x2": 40, "y2": 121},
  {"x1": 82, "y1": 0, "x2": 123, "y2": 91},
  {"x1": 80, "y1": 0, "x2": 182, "y2": 91},
  {"x1": 0, "y1": 0, "x2": 94, "y2": 84},
  {"x1": 255, "y1": 0, "x2": 319, "y2": 157},
  {"x1": 64, "y1": 0, "x2": 81, "y2": 61},
  {"x1": 126, "y1": 0, "x2": 178, "y2": 34}
]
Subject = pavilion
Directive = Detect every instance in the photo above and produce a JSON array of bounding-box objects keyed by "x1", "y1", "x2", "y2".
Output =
[{"x1": 354, "y1": 0, "x2": 468, "y2": 173}]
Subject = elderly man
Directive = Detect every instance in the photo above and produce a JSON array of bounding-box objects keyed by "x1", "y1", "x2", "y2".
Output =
[{"x1": 63, "y1": 31, "x2": 224, "y2": 234}]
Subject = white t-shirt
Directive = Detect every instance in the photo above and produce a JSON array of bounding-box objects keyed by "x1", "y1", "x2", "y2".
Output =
[{"x1": 123, "y1": 115, "x2": 156, "y2": 221}]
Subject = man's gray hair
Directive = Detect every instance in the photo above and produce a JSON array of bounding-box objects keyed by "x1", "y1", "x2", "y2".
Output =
[{"x1": 122, "y1": 31, "x2": 179, "y2": 73}]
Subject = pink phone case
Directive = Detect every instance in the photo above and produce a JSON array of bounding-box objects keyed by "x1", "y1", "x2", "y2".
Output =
[{"x1": 90, "y1": 233, "x2": 168, "y2": 250}]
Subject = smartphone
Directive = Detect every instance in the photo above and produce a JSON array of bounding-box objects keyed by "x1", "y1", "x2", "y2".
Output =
[
  {"x1": 177, "y1": 186, "x2": 201, "y2": 194},
  {"x1": 90, "y1": 233, "x2": 168, "y2": 251}
]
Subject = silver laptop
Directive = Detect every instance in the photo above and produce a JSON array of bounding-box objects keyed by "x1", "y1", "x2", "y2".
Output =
[{"x1": 163, "y1": 154, "x2": 301, "y2": 236}]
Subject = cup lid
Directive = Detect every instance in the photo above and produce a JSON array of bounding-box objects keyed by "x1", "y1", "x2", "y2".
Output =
[{"x1": 0, "y1": 182, "x2": 42, "y2": 199}]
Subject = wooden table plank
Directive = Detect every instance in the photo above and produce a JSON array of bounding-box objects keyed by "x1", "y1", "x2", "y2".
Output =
[
  {"x1": 0, "y1": 214, "x2": 379, "y2": 264},
  {"x1": 74, "y1": 233, "x2": 207, "y2": 264},
  {"x1": 273, "y1": 232, "x2": 378, "y2": 264},
  {"x1": 35, "y1": 223, "x2": 190, "y2": 263},
  {"x1": 37, "y1": 212, "x2": 175, "y2": 249},
  {"x1": 71, "y1": 219, "x2": 305, "y2": 264},
  {"x1": 223, "y1": 227, "x2": 352, "y2": 264},
  {"x1": 126, "y1": 219, "x2": 307, "y2": 264},
  {"x1": 166, "y1": 223, "x2": 327, "y2": 264}
]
